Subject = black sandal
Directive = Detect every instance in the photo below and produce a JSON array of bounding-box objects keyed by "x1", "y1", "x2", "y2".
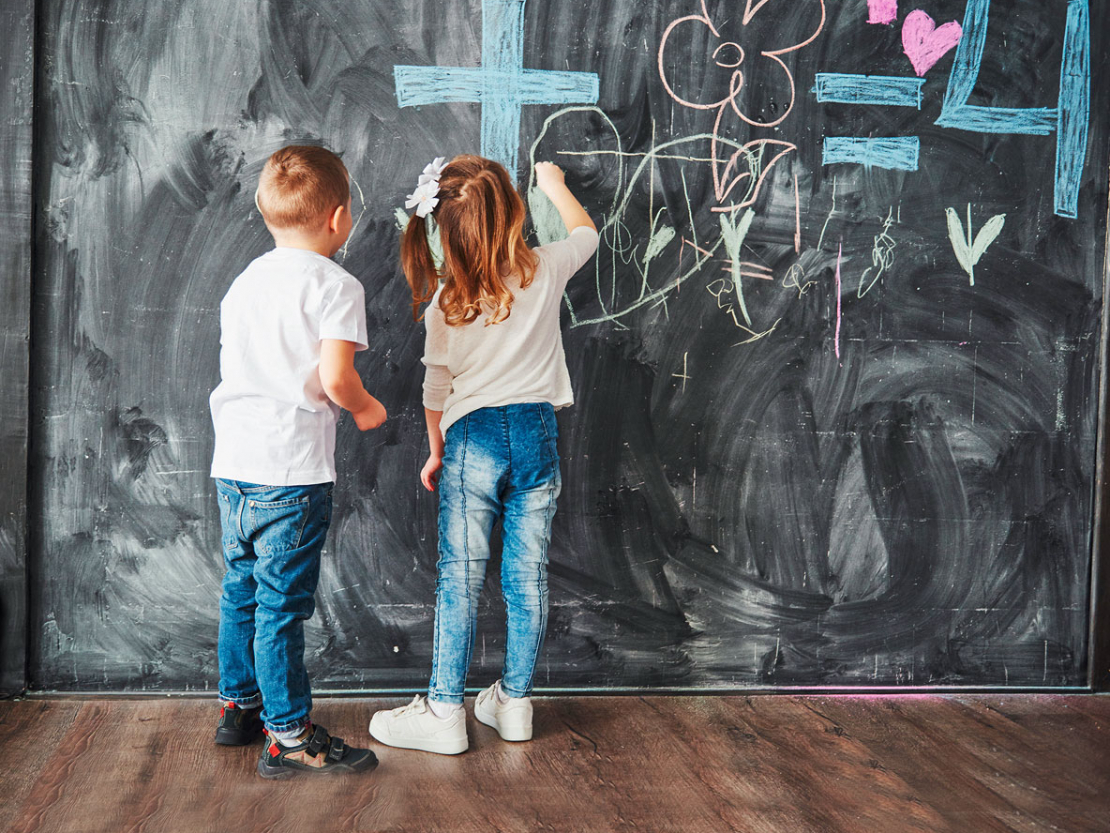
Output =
[{"x1": 257, "y1": 724, "x2": 378, "y2": 779}]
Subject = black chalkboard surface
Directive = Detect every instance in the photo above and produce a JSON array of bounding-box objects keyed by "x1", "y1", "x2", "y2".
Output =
[{"x1": 24, "y1": 0, "x2": 1110, "y2": 692}]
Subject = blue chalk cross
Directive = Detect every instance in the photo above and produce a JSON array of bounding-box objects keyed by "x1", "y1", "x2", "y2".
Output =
[{"x1": 394, "y1": 0, "x2": 599, "y2": 181}]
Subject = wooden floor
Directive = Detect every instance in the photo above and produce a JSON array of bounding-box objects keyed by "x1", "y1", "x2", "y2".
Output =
[{"x1": 1, "y1": 694, "x2": 1108, "y2": 832}]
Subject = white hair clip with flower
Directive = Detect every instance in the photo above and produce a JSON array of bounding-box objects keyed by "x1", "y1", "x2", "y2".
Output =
[{"x1": 406, "y1": 156, "x2": 448, "y2": 218}]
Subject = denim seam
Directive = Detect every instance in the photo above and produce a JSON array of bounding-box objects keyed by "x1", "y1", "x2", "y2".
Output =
[
  {"x1": 519, "y1": 480, "x2": 556, "y2": 697},
  {"x1": 220, "y1": 692, "x2": 262, "y2": 707},
  {"x1": 249, "y1": 495, "x2": 311, "y2": 510},
  {"x1": 235, "y1": 491, "x2": 247, "y2": 540},
  {"x1": 265, "y1": 717, "x2": 310, "y2": 734},
  {"x1": 430, "y1": 415, "x2": 470, "y2": 702},
  {"x1": 521, "y1": 406, "x2": 559, "y2": 697},
  {"x1": 293, "y1": 496, "x2": 311, "y2": 549},
  {"x1": 219, "y1": 493, "x2": 233, "y2": 550},
  {"x1": 459, "y1": 415, "x2": 474, "y2": 700}
]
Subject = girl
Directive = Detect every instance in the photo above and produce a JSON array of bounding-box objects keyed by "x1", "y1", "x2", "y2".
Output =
[{"x1": 369, "y1": 156, "x2": 597, "y2": 754}]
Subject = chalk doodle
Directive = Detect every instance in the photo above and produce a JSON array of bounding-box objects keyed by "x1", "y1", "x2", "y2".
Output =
[
  {"x1": 817, "y1": 0, "x2": 1090, "y2": 217},
  {"x1": 834, "y1": 242, "x2": 843, "y2": 358},
  {"x1": 936, "y1": 0, "x2": 1089, "y2": 217},
  {"x1": 814, "y1": 73, "x2": 924, "y2": 108},
  {"x1": 706, "y1": 277, "x2": 782, "y2": 344},
  {"x1": 657, "y1": 0, "x2": 825, "y2": 221},
  {"x1": 946, "y1": 204, "x2": 1006, "y2": 286},
  {"x1": 718, "y1": 209, "x2": 757, "y2": 326},
  {"x1": 823, "y1": 137, "x2": 919, "y2": 171},
  {"x1": 901, "y1": 10, "x2": 963, "y2": 77},
  {"x1": 858, "y1": 208, "x2": 899, "y2": 298},
  {"x1": 868, "y1": 0, "x2": 898, "y2": 26},
  {"x1": 672, "y1": 351, "x2": 691, "y2": 392},
  {"x1": 393, "y1": 0, "x2": 599, "y2": 180},
  {"x1": 783, "y1": 263, "x2": 817, "y2": 298},
  {"x1": 530, "y1": 106, "x2": 788, "y2": 336}
]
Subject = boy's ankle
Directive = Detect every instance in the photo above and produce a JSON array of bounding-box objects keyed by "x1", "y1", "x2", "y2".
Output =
[{"x1": 271, "y1": 724, "x2": 311, "y2": 747}]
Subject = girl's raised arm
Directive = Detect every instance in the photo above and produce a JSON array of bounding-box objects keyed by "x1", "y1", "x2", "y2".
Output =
[{"x1": 535, "y1": 162, "x2": 595, "y2": 234}]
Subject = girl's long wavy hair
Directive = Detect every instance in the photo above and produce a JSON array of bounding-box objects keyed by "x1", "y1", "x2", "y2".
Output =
[{"x1": 401, "y1": 155, "x2": 538, "y2": 326}]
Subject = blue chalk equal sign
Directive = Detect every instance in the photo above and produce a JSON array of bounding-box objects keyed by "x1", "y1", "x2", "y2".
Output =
[
  {"x1": 822, "y1": 137, "x2": 920, "y2": 171},
  {"x1": 815, "y1": 73, "x2": 923, "y2": 171},
  {"x1": 814, "y1": 74, "x2": 926, "y2": 108}
]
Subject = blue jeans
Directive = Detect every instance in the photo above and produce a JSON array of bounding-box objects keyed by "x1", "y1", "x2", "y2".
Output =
[
  {"x1": 215, "y1": 479, "x2": 331, "y2": 734},
  {"x1": 428, "y1": 403, "x2": 562, "y2": 704}
]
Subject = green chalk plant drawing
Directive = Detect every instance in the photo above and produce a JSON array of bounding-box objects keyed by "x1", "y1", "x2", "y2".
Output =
[
  {"x1": 946, "y1": 204, "x2": 1006, "y2": 286},
  {"x1": 718, "y1": 209, "x2": 757, "y2": 326}
]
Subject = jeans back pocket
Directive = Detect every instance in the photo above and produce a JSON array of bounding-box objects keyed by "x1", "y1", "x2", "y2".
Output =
[{"x1": 249, "y1": 494, "x2": 313, "y2": 555}]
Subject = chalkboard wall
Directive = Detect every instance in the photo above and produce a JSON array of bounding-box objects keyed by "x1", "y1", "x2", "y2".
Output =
[{"x1": 20, "y1": 0, "x2": 1110, "y2": 692}]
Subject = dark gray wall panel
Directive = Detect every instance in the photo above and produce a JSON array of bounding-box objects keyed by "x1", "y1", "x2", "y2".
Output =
[{"x1": 0, "y1": 0, "x2": 34, "y2": 696}]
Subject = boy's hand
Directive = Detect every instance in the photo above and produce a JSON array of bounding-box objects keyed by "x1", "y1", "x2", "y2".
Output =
[
  {"x1": 420, "y1": 454, "x2": 443, "y2": 491},
  {"x1": 535, "y1": 161, "x2": 565, "y2": 195},
  {"x1": 353, "y1": 400, "x2": 387, "y2": 431}
]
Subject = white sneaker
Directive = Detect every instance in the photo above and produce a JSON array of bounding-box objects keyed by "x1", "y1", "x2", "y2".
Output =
[
  {"x1": 474, "y1": 681, "x2": 533, "y2": 742},
  {"x1": 368, "y1": 695, "x2": 468, "y2": 755}
]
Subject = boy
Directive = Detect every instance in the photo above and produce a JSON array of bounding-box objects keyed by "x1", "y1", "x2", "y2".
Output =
[{"x1": 209, "y1": 145, "x2": 385, "y2": 778}]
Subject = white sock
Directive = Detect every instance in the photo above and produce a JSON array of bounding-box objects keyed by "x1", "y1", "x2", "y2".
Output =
[
  {"x1": 496, "y1": 681, "x2": 525, "y2": 703},
  {"x1": 272, "y1": 727, "x2": 308, "y2": 747},
  {"x1": 221, "y1": 700, "x2": 259, "y2": 711},
  {"x1": 428, "y1": 698, "x2": 462, "y2": 719}
]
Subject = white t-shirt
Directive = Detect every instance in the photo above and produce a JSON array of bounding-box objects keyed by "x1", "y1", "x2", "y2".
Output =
[
  {"x1": 210, "y1": 247, "x2": 368, "y2": 485},
  {"x1": 422, "y1": 226, "x2": 600, "y2": 433}
]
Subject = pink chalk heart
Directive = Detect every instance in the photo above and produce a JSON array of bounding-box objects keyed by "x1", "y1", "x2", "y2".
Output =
[{"x1": 902, "y1": 10, "x2": 962, "y2": 76}]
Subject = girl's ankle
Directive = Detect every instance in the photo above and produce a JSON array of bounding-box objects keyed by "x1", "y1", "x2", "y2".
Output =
[{"x1": 428, "y1": 698, "x2": 463, "y2": 719}]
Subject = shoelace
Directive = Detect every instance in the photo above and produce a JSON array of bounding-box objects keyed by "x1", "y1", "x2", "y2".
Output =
[{"x1": 392, "y1": 695, "x2": 426, "y2": 717}]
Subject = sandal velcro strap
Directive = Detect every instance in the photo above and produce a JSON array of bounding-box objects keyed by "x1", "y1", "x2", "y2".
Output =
[
  {"x1": 326, "y1": 737, "x2": 346, "y2": 763},
  {"x1": 306, "y1": 725, "x2": 330, "y2": 758}
]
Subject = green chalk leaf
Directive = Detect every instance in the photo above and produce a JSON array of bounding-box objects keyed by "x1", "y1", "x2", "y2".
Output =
[{"x1": 971, "y1": 213, "x2": 1006, "y2": 265}]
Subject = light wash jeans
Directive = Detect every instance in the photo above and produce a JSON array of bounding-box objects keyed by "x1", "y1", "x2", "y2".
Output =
[
  {"x1": 215, "y1": 479, "x2": 331, "y2": 735},
  {"x1": 428, "y1": 403, "x2": 562, "y2": 704}
]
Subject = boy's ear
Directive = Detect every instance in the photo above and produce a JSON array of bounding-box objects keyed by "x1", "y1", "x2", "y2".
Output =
[{"x1": 328, "y1": 203, "x2": 347, "y2": 234}]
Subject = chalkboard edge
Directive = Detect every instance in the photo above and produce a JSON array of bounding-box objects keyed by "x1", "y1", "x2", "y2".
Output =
[{"x1": 1088, "y1": 162, "x2": 1110, "y2": 693}]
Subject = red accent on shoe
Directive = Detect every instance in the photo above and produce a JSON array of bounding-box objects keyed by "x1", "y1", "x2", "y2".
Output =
[{"x1": 268, "y1": 742, "x2": 280, "y2": 757}]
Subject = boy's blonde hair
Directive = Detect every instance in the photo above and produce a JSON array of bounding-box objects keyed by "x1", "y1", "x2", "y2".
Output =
[
  {"x1": 256, "y1": 145, "x2": 349, "y2": 230},
  {"x1": 401, "y1": 155, "x2": 538, "y2": 327}
]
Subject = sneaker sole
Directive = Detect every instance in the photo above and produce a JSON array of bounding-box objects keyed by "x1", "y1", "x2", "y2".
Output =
[
  {"x1": 214, "y1": 727, "x2": 262, "y2": 746},
  {"x1": 474, "y1": 703, "x2": 532, "y2": 742},
  {"x1": 368, "y1": 715, "x2": 468, "y2": 755},
  {"x1": 256, "y1": 751, "x2": 379, "y2": 779}
]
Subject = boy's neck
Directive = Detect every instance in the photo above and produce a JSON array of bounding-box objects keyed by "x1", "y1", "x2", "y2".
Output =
[{"x1": 270, "y1": 231, "x2": 338, "y2": 258}]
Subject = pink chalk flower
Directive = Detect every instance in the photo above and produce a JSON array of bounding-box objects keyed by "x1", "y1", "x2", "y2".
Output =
[{"x1": 658, "y1": 0, "x2": 827, "y2": 129}]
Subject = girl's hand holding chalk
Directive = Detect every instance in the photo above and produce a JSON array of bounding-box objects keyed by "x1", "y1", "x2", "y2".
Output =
[
  {"x1": 534, "y1": 161, "x2": 595, "y2": 235},
  {"x1": 535, "y1": 161, "x2": 565, "y2": 195}
]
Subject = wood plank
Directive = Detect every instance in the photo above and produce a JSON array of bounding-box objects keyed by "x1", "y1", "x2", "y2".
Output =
[
  {"x1": 0, "y1": 700, "x2": 82, "y2": 832},
  {"x1": 812, "y1": 695, "x2": 1110, "y2": 833},
  {"x1": 2, "y1": 695, "x2": 1109, "y2": 833}
]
